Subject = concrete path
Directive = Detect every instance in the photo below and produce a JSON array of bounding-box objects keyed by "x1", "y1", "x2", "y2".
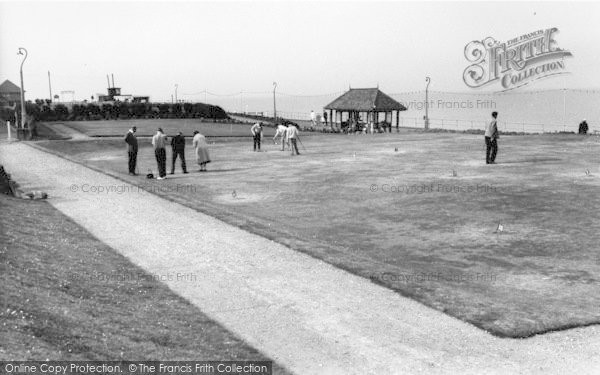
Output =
[
  {"x1": 1, "y1": 141, "x2": 599, "y2": 374},
  {"x1": 45, "y1": 122, "x2": 92, "y2": 140}
]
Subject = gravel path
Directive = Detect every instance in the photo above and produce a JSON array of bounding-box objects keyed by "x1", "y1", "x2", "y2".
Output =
[
  {"x1": 45, "y1": 122, "x2": 92, "y2": 140},
  {"x1": 1, "y1": 141, "x2": 599, "y2": 374}
]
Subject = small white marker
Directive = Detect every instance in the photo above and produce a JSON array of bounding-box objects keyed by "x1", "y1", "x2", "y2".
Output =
[{"x1": 496, "y1": 223, "x2": 504, "y2": 233}]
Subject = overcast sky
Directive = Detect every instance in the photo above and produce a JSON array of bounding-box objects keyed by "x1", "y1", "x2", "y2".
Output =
[{"x1": 1, "y1": 1, "x2": 599, "y2": 102}]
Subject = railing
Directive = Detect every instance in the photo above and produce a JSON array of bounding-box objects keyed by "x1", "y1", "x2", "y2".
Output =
[
  {"x1": 233, "y1": 109, "x2": 592, "y2": 134},
  {"x1": 254, "y1": 112, "x2": 578, "y2": 134},
  {"x1": 396, "y1": 117, "x2": 578, "y2": 134}
]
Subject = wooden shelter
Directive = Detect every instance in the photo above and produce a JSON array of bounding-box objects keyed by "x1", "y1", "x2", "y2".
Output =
[{"x1": 324, "y1": 88, "x2": 406, "y2": 132}]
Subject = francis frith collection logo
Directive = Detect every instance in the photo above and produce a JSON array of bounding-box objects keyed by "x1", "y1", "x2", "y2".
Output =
[{"x1": 463, "y1": 27, "x2": 572, "y2": 91}]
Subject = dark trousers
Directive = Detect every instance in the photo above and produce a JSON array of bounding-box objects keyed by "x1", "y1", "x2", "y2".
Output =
[
  {"x1": 128, "y1": 151, "x2": 137, "y2": 174},
  {"x1": 253, "y1": 134, "x2": 261, "y2": 151},
  {"x1": 485, "y1": 137, "x2": 498, "y2": 163},
  {"x1": 171, "y1": 149, "x2": 187, "y2": 173},
  {"x1": 155, "y1": 148, "x2": 167, "y2": 177},
  {"x1": 290, "y1": 138, "x2": 300, "y2": 155}
]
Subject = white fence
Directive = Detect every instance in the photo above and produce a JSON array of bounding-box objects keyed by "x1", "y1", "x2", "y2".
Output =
[
  {"x1": 256, "y1": 112, "x2": 576, "y2": 134},
  {"x1": 396, "y1": 117, "x2": 573, "y2": 133}
]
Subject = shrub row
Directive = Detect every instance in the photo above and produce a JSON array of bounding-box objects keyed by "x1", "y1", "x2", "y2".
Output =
[{"x1": 1, "y1": 101, "x2": 229, "y2": 123}]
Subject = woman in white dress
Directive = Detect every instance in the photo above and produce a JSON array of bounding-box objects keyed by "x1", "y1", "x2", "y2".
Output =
[{"x1": 192, "y1": 130, "x2": 211, "y2": 172}]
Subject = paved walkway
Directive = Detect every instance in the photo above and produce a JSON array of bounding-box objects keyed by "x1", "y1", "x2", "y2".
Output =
[
  {"x1": 47, "y1": 123, "x2": 92, "y2": 140},
  {"x1": 1, "y1": 141, "x2": 599, "y2": 374}
]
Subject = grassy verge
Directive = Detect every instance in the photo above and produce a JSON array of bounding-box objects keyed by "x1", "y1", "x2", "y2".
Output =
[
  {"x1": 0, "y1": 194, "x2": 289, "y2": 373},
  {"x1": 33, "y1": 131, "x2": 600, "y2": 338},
  {"x1": 52, "y1": 119, "x2": 277, "y2": 137}
]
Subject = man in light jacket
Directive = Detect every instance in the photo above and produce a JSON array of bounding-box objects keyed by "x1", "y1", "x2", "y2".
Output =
[
  {"x1": 287, "y1": 124, "x2": 300, "y2": 156},
  {"x1": 152, "y1": 127, "x2": 168, "y2": 179}
]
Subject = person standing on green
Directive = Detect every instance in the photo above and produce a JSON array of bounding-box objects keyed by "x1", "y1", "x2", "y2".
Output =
[
  {"x1": 251, "y1": 122, "x2": 263, "y2": 151},
  {"x1": 286, "y1": 124, "x2": 301, "y2": 156},
  {"x1": 152, "y1": 127, "x2": 168, "y2": 179},
  {"x1": 485, "y1": 112, "x2": 499, "y2": 164},
  {"x1": 124, "y1": 126, "x2": 138, "y2": 175},
  {"x1": 170, "y1": 131, "x2": 188, "y2": 174}
]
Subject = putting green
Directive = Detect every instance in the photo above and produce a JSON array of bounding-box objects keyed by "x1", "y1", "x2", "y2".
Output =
[{"x1": 36, "y1": 128, "x2": 600, "y2": 337}]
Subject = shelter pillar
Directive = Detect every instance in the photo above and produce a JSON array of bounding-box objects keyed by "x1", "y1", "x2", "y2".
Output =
[{"x1": 329, "y1": 109, "x2": 333, "y2": 131}]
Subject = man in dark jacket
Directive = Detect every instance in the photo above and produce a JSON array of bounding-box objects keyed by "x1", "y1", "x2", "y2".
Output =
[
  {"x1": 124, "y1": 126, "x2": 138, "y2": 175},
  {"x1": 485, "y1": 112, "x2": 499, "y2": 164},
  {"x1": 170, "y1": 131, "x2": 188, "y2": 174}
]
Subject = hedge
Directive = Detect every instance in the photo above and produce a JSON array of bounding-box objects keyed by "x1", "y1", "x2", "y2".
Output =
[{"x1": 0, "y1": 101, "x2": 229, "y2": 122}]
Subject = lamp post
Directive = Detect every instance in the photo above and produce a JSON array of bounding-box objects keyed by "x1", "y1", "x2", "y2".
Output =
[
  {"x1": 273, "y1": 82, "x2": 277, "y2": 123},
  {"x1": 175, "y1": 84, "x2": 178, "y2": 103},
  {"x1": 17, "y1": 47, "x2": 28, "y2": 129},
  {"x1": 425, "y1": 76, "x2": 431, "y2": 130}
]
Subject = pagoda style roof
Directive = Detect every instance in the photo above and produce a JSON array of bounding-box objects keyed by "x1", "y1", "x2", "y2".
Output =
[{"x1": 324, "y1": 88, "x2": 406, "y2": 112}]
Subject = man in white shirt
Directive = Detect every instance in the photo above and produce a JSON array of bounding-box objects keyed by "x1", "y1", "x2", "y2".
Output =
[
  {"x1": 310, "y1": 110, "x2": 316, "y2": 127},
  {"x1": 484, "y1": 111, "x2": 499, "y2": 164},
  {"x1": 152, "y1": 128, "x2": 168, "y2": 179},
  {"x1": 286, "y1": 124, "x2": 300, "y2": 155},
  {"x1": 273, "y1": 123, "x2": 289, "y2": 151}
]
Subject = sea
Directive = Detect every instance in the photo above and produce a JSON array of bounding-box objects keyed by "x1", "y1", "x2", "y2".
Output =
[{"x1": 199, "y1": 89, "x2": 600, "y2": 133}]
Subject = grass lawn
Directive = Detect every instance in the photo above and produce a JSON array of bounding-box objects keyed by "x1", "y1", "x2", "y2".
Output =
[
  {"x1": 35, "y1": 128, "x2": 600, "y2": 338},
  {"x1": 53, "y1": 119, "x2": 278, "y2": 137},
  {"x1": 0, "y1": 194, "x2": 289, "y2": 373}
]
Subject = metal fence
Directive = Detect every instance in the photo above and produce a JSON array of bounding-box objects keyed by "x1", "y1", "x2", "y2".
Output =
[
  {"x1": 256, "y1": 113, "x2": 576, "y2": 134},
  {"x1": 396, "y1": 117, "x2": 572, "y2": 133}
]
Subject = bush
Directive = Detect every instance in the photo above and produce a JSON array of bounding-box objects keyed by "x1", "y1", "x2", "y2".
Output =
[
  {"x1": 86, "y1": 103, "x2": 101, "y2": 119},
  {"x1": 158, "y1": 104, "x2": 171, "y2": 118},
  {"x1": 72, "y1": 104, "x2": 86, "y2": 120},
  {"x1": 2, "y1": 100, "x2": 229, "y2": 123},
  {"x1": 0, "y1": 108, "x2": 16, "y2": 123},
  {"x1": 25, "y1": 102, "x2": 40, "y2": 121},
  {"x1": 101, "y1": 103, "x2": 113, "y2": 119},
  {"x1": 130, "y1": 103, "x2": 147, "y2": 118},
  {"x1": 54, "y1": 104, "x2": 69, "y2": 121}
]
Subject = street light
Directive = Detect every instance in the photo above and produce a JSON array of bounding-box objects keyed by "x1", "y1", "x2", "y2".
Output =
[
  {"x1": 425, "y1": 76, "x2": 431, "y2": 130},
  {"x1": 273, "y1": 82, "x2": 277, "y2": 123},
  {"x1": 17, "y1": 47, "x2": 28, "y2": 129},
  {"x1": 175, "y1": 84, "x2": 178, "y2": 103}
]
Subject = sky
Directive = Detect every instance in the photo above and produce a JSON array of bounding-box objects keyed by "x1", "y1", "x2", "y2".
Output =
[{"x1": 1, "y1": 1, "x2": 599, "y2": 103}]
